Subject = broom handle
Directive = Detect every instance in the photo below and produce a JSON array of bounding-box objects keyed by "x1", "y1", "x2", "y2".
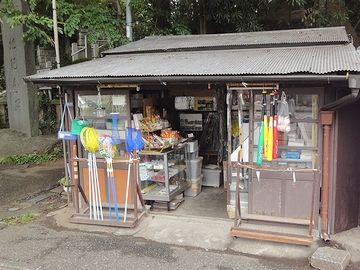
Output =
[
  {"x1": 93, "y1": 153, "x2": 103, "y2": 220},
  {"x1": 88, "y1": 153, "x2": 92, "y2": 219},
  {"x1": 124, "y1": 157, "x2": 132, "y2": 222}
]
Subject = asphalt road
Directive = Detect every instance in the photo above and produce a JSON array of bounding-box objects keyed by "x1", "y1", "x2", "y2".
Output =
[{"x1": 0, "y1": 218, "x2": 312, "y2": 270}]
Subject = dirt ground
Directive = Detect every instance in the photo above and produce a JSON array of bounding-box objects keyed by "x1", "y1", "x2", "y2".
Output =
[
  {"x1": 0, "y1": 129, "x2": 65, "y2": 218},
  {"x1": 0, "y1": 129, "x2": 58, "y2": 158}
]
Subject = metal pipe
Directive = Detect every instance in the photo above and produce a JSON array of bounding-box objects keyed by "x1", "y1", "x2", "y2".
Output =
[
  {"x1": 321, "y1": 89, "x2": 360, "y2": 111},
  {"x1": 322, "y1": 125, "x2": 330, "y2": 235},
  {"x1": 126, "y1": 0, "x2": 133, "y2": 41},
  {"x1": 52, "y1": 0, "x2": 60, "y2": 68},
  {"x1": 25, "y1": 74, "x2": 350, "y2": 85}
]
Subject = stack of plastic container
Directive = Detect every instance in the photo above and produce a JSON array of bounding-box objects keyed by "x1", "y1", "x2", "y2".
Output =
[{"x1": 184, "y1": 140, "x2": 203, "y2": 197}]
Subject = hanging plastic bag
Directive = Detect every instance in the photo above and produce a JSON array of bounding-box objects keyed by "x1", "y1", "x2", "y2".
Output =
[{"x1": 277, "y1": 92, "x2": 291, "y2": 133}]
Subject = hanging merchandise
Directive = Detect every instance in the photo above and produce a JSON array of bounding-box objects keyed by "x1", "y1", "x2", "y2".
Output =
[
  {"x1": 263, "y1": 92, "x2": 269, "y2": 158},
  {"x1": 272, "y1": 91, "x2": 279, "y2": 159},
  {"x1": 266, "y1": 93, "x2": 274, "y2": 161},
  {"x1": 58, "y1": 93, "x2": 77, "y2": 141},
  {"x1": 256, "y1": 90, "x2": 266, "y2": 165},
  {"x1": 99, "y1": 135, "x2": 120, "y2": 222},
  {"x1": 111, "y1": 112, "x2": 121, "y2": 145},
  {"x1": 80, "y1": 127, "x2": 104, "y2": 221},
  {"x1": 277, "y1": 92, "x2": 291, "y2": 133},
  {"x1": 96, "y1": 87, "x2": 106, "y2": 117},
  {"x1": 71, "y1": 118, "x2": 88, "y2": 135},
  {"x1": 124, "y1": 128, "x2": 144, "y2": 222}
]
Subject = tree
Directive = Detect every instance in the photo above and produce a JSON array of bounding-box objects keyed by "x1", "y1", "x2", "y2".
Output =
[{"x1": 0, "y1": 0, "x2": 127, "y2": 47}]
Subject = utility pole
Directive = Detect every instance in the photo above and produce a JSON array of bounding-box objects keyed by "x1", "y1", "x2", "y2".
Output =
[
  {"x1": 53, "y1": 0, "x2": 70, "y2": 205},
  {"x1": 126, "y1": 0, "x2": 133, "y2": 41},
  {"x1": 52, "y1": 0, "x2": 60, "y2": 68}
]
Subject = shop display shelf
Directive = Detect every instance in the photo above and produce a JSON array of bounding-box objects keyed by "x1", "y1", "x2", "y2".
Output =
[
  {"x1": 142, "y1": 181, "x2": 190, "y2": 201},
  {"x1": 139, "y1": 145, "x2": 188, "y2": 203}
]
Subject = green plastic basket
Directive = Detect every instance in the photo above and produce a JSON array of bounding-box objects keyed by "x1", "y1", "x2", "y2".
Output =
[{"x1": 71, "y1": 119, "x2": 88, "y2": 135}]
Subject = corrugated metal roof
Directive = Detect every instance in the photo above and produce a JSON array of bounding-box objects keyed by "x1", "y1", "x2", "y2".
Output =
[
  {"x1": 27, "y1": 43, "x2": 360, "y2": 82},
  {"x1": 104, "y1": 27, "x2": 350, "y2": 55}
]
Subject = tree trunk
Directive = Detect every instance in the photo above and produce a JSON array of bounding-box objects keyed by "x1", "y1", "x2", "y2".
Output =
[
  {"x1": 114, "y1": 0, "x2": 123, "y2": 32},
  {"x1": 288, "y1": 4, "x2": 292, "y2": 27},
  {"x1": 199, "y1": 0, "x2": 206, "y2": 34}
]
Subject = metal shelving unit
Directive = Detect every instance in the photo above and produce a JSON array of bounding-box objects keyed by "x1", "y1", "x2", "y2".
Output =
[{"x1": 139, "y1": 145, "x2": 189, "y2": 204}]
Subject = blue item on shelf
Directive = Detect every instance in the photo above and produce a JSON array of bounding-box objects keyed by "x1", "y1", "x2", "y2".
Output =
[{"x1": 285, "y1": 151, "x2": 301, "y2": 159}]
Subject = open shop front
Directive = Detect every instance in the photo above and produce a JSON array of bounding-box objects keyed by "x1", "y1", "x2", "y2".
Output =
[
  {"x1": 133, "y1": 85, "x2": 227, "y2": 217},
  {"x1": 61, "y1": 81, "x2": 321, "y2": 239},
  {"x1": 63, "y1": 83, "x2": 228, "y2": 227}
]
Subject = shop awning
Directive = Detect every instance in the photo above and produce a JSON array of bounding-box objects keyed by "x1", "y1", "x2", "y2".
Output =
[{"x1": 26, "y1": 27, "x2": 360, "y2": 84}]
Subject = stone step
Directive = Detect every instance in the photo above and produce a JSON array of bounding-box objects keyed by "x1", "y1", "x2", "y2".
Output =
[{"x1": 311, "y1": 247, "x2": 351, "y2": 270}]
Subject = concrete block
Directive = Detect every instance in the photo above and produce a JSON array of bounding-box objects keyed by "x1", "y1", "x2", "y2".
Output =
[{"x1": 311, "y1": 247, "x2": 351, "y2": 270}]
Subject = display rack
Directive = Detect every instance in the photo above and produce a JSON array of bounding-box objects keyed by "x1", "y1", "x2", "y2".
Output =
[
  {"x1": 139, "y1": 145, "x2": 189, "y2": 209},
  {"x1": 226, "y1": 83, "x2": 321, "y2": 246},
  {"x1": 69, "y1": 88, "x2": 146, "y2": 227},
  {"x1": 69, "y1": 147, "x2": 145, "y2": 228}
]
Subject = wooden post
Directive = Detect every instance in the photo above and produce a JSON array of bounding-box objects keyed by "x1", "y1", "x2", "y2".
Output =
[{"x1": 72, "y1": 144, "x2": 80, "y2": 213}]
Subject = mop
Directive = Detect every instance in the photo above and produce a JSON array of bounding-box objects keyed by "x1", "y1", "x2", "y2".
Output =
[
  {"x1": 80, "y1": 127, "x2": 103, "y2": 220},
  {"x1": 124, "y1": 128, "x2": 144, "y2": 222},
  {"x1": 99, "y1": 135, "x2": 120, "y2": 221}
]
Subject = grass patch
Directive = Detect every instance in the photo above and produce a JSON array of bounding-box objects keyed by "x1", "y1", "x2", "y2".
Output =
[
  {"x1": 0, "y1": 145, "x2": 63, "y2": 165},
  {"x1": 1, "y1": 213, "x2": 36, "y2": 225}
]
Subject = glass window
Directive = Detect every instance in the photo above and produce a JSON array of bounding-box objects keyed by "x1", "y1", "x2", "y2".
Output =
[
  {"x1": 78, "y1": 94, "x2": 128, "y2": 118},
  {"x1": 287, "y1": 94, "x2": 318, "y2": 120}
]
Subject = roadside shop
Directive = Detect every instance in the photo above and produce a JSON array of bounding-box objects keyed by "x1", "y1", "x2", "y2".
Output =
[{"x1": 26, "y1": 26, "x2": 360, "y2": 245}]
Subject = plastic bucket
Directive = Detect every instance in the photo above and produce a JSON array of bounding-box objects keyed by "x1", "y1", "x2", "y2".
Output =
[
  {"x1": 188, "y1": 156, "x2": 203, "y2": 179},
  {"x1": 71, "y1": 119, "x2": 88, "y2": 135}
]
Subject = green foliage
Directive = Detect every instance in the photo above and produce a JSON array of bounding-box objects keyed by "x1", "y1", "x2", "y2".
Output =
[
  {"x1": 286, "y1": 0, "x2": 306, "y2": 7},
  {"x1": 0, "y1": 109, "x2": 9, "y2": 129},
  {"x1": 58, "y1": 176, "x2": 70, "y2": 187},
  {"x1": 0, "y1": 0, "x2": 127, "y2": 47},
  {"x1": 0, "y1": 145, "x2": 63, "y2": 165},
  {"x1": 1, "y1": 213, "x2": 36, "y2": 225},
  {"x1": 131, "y1": 0, "x2": 191, "y2": 39},
  {"x1": 0, "y1": 66, "x2": 5, "y2": 92},
  {"x1": 38, "y1": 91, "x2": 57, "y2": 135},
  {"x1": 0, "y1": 0, "x2": 357, "y2": 50},
  {"x1": 207, "y1": 0, "x2": 265, "y2": 32},
  {"x1": 304, "y1": 0, "x2": 348, "y2": 27},
  {"x1": 57, "y1": 0, "x2": 127, "y2": 47},
  {"x1": 1, "y1": 0, "x2": 54, "y2": 45}
]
